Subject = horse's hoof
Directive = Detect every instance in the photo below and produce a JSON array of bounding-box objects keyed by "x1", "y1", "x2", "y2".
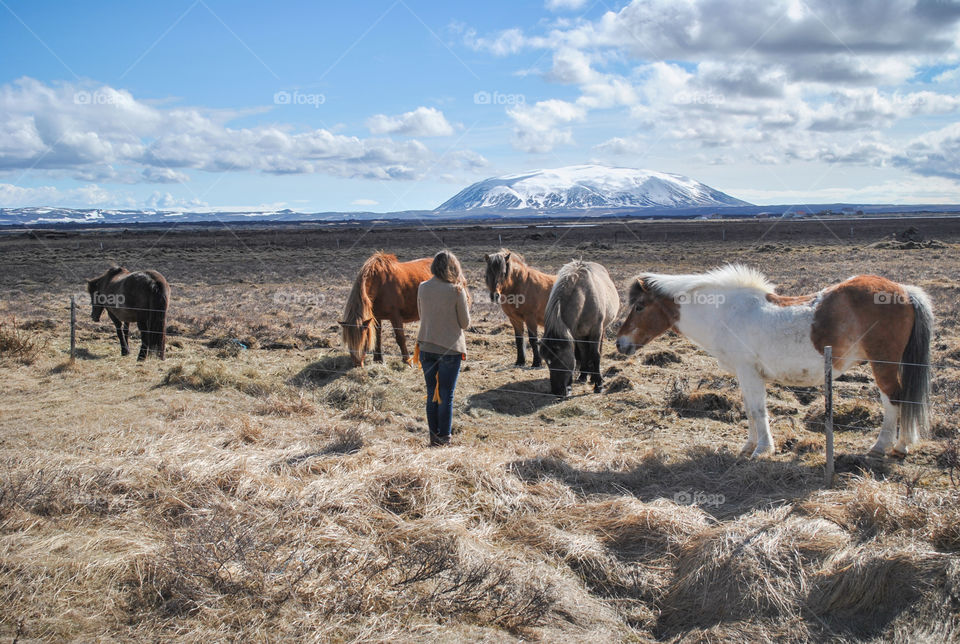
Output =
[
  {"x1": 531, "y1": 360, "x2": 542, "y2": 368},
  {"x1": 866, "y1": 448, "x2": 886, "y2": 459},
  {"x1": 576, "y1": 375, "x2": 588, "y2": 384},
  {"x1": 890, "y1": 448, "x2": 909, "y2": 460},
  {"x1": 739, "y1": 443, "x2": 757, "y2": 457},
  {"x1": 751, "y1": 444, "x2": 775, "y2": 459},
  {"x1": 593, "y1": 385, "x2": 604, "y2": 394}
]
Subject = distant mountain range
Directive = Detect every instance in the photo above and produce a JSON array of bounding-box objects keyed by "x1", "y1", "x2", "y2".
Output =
[
  {"x1": 2, "y1": 165, "x2": 959, "y2": 226},
  {"x1": 436, "y1": 165, "x2": 751, "y2": 211}
]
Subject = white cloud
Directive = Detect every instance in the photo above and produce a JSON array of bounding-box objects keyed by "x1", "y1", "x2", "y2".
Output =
[
  {"x1": 366, "y1": 106, "x2": 456, "y2": 137},
  {"x1": 0, "y1": 78, "x2": 478, "y2": 184},
  {"x1": 507, "y1": 99, "x2": 586, "y2": 152},
  {"x1": 350, "y1": 198, "x2": 379, "y2": 206}
]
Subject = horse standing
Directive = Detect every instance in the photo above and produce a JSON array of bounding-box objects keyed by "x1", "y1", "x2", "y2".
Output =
[
  {"x1": 539, "y1": 260, "x2": 620, "y2": 397},
  {"x1": 341, "y1": 252, "x2": 432, "y2": 367},
  {"x1": 616, "y1": 265, "x2": 933, "y2": 459},
  {"x1": 483, "y1": 249, "x2": 555, "y2": 368},
  {"x1": 87, "y1": 266, "x2": 170, "y2": 360}
]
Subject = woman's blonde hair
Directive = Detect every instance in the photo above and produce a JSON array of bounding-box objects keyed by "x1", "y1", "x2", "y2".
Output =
[{"x1": 431, "y1": 249, "x2": 463, "y2": 285}]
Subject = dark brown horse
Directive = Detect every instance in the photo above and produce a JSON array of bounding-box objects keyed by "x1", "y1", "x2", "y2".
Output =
[
  {"x1": 484, "y1": 249, "x2": 555, "y2": 368},
  {"x1": 340, "y1": 252, "x2": 432, "y2": 367},
  {"x1": 87, "y1": 266, "x2": 170, "y2": 360}
]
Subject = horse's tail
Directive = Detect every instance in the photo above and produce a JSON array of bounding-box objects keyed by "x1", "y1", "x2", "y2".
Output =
[
  {"x1": 900, "y1": 285, "x2": 934, "y2": 439},
  {"x1": 342, "y1": 254, "x2": 386, "y2": 357},
  {"x1": 147, "y1": 277, "x2": 169, "y2": 359},
  {"x1": 542, "y1": 286, "x2": 572, "y2": 345}
]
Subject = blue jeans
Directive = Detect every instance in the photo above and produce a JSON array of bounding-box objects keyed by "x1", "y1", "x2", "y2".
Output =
[{"x1": 420, "y1": 351, "x2": 462, "y2": 439}]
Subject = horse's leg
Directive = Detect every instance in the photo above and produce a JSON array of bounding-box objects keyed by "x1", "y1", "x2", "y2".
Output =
[
  {"x1": 738, "y1": 370, "x2": 773, "y2": 457},
  {"x1": 526, "y1": 318, "x2": 542, "y2": 368},
  {"x1": 511, "y1": 317, "x2": 525, "y2": 366},
  {"x1": 392, "y1": 319, "x2": 412, "y2": 365},
  {"x1": 869, "y1": 361, "x2": 908, "y2": 457},
  {"x1": 108, "y1": 311, "x2": 128, "y2": 356},
  {"x1": 122, "y1": 322, "x2": 130, "y2": 355},
  {"x1": 590, "y1": 335, "x2": 604, "y2": 393},
  {"x1": 373, "y1": 320, "x2": 384, "y2": 363},
  {"x1": 136, "y1": 316, "x2": 149, "y2": 361},
  {"x1": 574, "y1": 341, "x2": 587, "y2": 383}
]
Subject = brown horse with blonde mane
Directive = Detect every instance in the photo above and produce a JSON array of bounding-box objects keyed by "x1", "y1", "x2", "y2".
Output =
[
  {"x1": 616, "y1": 264, "x2": 934, "y2": 459},
  {"x1": 341, "y1": 252, "x2": 432, "y2": 367},
  {"x1": 87, "y1": 266, "x2": 170, "y2": 360},
  {"x1": 484, "y1": 249, "x2": 555, "y2": 368}
]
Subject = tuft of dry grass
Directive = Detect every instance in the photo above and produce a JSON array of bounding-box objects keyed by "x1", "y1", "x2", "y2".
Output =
[
  {"x1": 0, "y1": 317, "x2": 47, "y2": 364},
  {"x1": 161, "y1": 359, "x2": 276, "y2": 397},
  {"x1": 668, "y1": 378, "x2": 744, "y2": 422},
  {"x1": 804, "y1": 399, "x2": 881, "y2": 433}
]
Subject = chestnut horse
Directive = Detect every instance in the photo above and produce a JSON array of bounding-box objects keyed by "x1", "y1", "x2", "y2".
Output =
[
  {"x1": 87, "y1": 266, "x2": 170, "y2": 360},
  {"x1": 616, "y1": 265, "x2": 934, "y2": 459},
  {"x1": 341, "y1": 252, "x2": 432, "y2": 367},
  {"x1": 484, "y1": 249, "x2": 555, "y2": 368},
  {"x1": 539, "y1": 260, "x2": 620, "y2": 397}
]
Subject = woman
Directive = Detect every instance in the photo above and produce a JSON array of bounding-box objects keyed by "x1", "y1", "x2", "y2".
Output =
[{"x1": 416, "y1": 250, "x2": 471, "y2": 447}]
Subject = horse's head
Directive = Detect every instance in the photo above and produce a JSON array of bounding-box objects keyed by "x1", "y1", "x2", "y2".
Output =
[
  {"x1": 86, "y1": 276, "x2": 104, "y2": 322},
  {"x1": 539, "y1": 335, "x2": 575, "y2": 398},
  {"x1": 484, "y1": 251, "x2": 512, "y2": 303},
  {"x1": 340, "y1": 318, "x2": 374, "y2": 367},
  {"x1": 616, "y1": 276, "x2": 680, "y2": 355}
]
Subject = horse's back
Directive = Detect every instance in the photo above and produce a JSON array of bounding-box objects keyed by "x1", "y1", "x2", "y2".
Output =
[{"x1": 551, "y1": 260, "x2": 619, "y2": 337}]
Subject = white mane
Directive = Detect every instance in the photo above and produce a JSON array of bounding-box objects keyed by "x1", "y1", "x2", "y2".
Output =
[{"x1": 644, "y1": 264, "x2": 775, "y2": 297}]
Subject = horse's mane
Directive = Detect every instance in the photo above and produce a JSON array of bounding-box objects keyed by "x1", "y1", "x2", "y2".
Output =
[
  {"x1": 342, "y1": 252, "x2": 398, "y2": 353},
  {"x1": 543, "y1": 259, "x2": 591, "y2": 340},
  {"x1": 639, "y1": 264, "x2": 775, "y2": 300},
  {"x1": 89, "y1": 265, "x2": 126, "y2": 289}
]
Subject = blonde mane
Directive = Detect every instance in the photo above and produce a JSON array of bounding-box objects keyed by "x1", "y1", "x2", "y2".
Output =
[{"x1": 642, "y1": 264, "x2": 775, "y2": 298}]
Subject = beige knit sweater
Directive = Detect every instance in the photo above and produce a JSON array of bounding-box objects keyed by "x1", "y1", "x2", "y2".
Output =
[{"x1": 416, "y1": 277, "x2": 471, "y2": 355}]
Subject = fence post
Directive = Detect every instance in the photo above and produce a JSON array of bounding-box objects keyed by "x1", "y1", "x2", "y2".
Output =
[
  {"x1": 824, "y1": 345, "x2": 834, "y2": 487},
  {"x1": 70, "y1": 295, "x2": 77, "y2": 363}
]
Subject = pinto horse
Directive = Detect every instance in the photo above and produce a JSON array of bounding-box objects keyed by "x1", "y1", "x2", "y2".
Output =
[
  {"x1": 539, "y1": 260, "x2": 620, "y2": 397},
  {"x1": 616, "y1": 265, "x2": 934, "y2": 459},
  {"x1": 87, "y1": 266, "x2": 170, "y2": 360},
  {"x1": 341, "y1": 252, "x2": 432, "y2": 367},
  {"x1": 484, "y1": 249, "x2": 555, "y2": 368}
]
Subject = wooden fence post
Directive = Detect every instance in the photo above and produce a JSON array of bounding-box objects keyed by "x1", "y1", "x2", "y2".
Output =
[
  {"x1": 70, "y1": 295, "x2": 77, "y2": 363},
  {"x1": 824, "y1": 345, "x2": 834, "y2": 487}
]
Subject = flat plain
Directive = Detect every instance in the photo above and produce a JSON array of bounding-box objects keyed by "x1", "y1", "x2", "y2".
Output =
[{"x1": 1, "y1": 216, "x2": 959, "y2": 641}]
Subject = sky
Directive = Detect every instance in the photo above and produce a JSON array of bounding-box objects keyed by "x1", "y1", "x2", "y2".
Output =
[{"x1": 2, "y1": 0, "x2": 960, "y2": 212}]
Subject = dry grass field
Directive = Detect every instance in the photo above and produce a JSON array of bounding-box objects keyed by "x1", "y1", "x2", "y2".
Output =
[{"x1": 1, "y1": 218, "x2": 959, "y2": 642}]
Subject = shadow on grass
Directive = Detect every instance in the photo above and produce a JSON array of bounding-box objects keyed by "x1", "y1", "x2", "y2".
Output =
[
  {"x1": 508, "y1": 445, "x2": 829, "y2": 520},
  {"x1": 466, "y1": 377, "x2": 560, "y2": 416},
  {"x1": 289, "y1": 354, "x2": 354, "y2": 388}
]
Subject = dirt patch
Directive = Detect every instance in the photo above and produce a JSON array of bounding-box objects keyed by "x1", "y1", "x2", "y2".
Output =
[
  {"x1": 643, "y1": 350, "x2": 682, "y2": 367},
  {"x1": 668, "y1": 379, "x2": 743, "y2": 422},
  {"x1": 803, "y1": 400, "x2": 881, "y2": 433}
]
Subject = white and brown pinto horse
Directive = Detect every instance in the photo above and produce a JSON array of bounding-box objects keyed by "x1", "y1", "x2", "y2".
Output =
[{"x1": 616, "y1": 265, "x2": 933, "y2": 459}]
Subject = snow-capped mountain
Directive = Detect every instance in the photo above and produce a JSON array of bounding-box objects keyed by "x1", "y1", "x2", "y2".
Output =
[{"x1": 435, "y1": 165, "x2": 752, "y2": 211}]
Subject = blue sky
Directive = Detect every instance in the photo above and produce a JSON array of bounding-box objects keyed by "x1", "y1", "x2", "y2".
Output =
[{"x1": 2, "y1": 0, "x2": 960, "y2": 211}]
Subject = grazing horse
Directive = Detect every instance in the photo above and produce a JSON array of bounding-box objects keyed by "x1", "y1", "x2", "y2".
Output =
[
  {"x1": 340, "y1": 252, "x2": 432, "y2": 367},
  {"x1": 539, "y1": 260, "x2": 620, "y2": 397},
  {"x1": 484, "y1": 249, "x2": 555, "y2": 368},
  {"x1": 87, "y1": 266, "x2": 170, "y2": 360},
  {"x1": 616, "y1": 264, "x2": 934, "y2": 459}
]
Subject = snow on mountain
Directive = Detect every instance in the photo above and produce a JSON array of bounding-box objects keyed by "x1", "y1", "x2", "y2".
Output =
[{"x1": 435, "y1": 165, "x2": 752, "y2": 211}]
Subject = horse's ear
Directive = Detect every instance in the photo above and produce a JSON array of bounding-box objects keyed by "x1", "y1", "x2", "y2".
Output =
[
  {"x1": 484, "y1": 254, "x2": 489, "y2": 262},
  {"x1": 504, "y1": 253, "x2": 511, "y2": 262}
]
